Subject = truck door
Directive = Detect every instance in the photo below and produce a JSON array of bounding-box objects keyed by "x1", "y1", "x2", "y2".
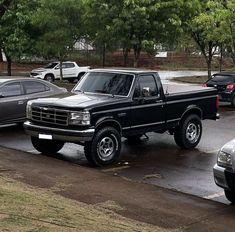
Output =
[{"x1": 130, "y1": 74, "x2": 165, "y2": 132}]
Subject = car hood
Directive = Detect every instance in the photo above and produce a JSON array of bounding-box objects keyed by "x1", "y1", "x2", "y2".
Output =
[
  {"x1": 30, "y1": 92, "x2": 127, "y2": 110},
  {"x1": 221, "y1": 139, "x2": 235, "y2": 156}
]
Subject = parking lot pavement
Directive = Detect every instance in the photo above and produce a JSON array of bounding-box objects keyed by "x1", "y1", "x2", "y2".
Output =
[
  {"x1": 0, "y1": 104, "x2": 234, "y2": 205},
  {"x1": 1, "y1": 145, "x2": 235, "y2": 231}
]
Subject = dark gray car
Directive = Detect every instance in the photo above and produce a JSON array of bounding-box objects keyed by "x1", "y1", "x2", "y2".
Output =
[{"x1": 0, "y1": 77, "x2": 67, "y2": 125}]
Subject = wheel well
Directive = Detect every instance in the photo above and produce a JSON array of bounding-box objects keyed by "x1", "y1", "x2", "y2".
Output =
[
  {"x1": 95, "y1": 120, "x2": 122, "y2": 134},
  {"x1": 45, "y1": 73, "x2": 55, "y2": 79},
  {"x1": 78, "y1": 72, "x2": 85, "y2": 77},
  {"x1": 180, "y1": 108, "x2": 202, "y2": 122}
]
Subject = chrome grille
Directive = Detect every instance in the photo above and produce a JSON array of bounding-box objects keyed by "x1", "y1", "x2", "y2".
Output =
[{"x1": 31, "y1": 106, "x2": 69, "y2": 126}]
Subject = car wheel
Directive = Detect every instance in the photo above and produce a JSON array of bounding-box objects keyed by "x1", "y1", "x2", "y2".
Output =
[
  {"x1": 44, "y1": 74, "x2": 54, "y2": 82},
  {"x1": 84, "y1": 127, "x2": 121, "y2": 166},
  {"x1": 68, "y1": 78, "x2": 75, "y2": 83},
  {"x1": 174, "y1": 114, "x2": 202, "y2": 149},
  {"x1": 77, "y1": 72, "x2": 85, "y2": 82},
  {"x1": 231, "y1": 96, "x2": 235, "y2": 108},
  {"x1": 224, "y1": 189, "x2": 235, "y2": 204},
  {"x1": 31, "y1": 137, "x2": 64, "y2": 155}
]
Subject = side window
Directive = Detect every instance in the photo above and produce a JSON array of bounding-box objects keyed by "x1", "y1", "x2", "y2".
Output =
[
  {"x1": 23, "y1": 81, "x2": 50, "y2": 94},
  {"x1": 138, "y1": 75, "x2": 158, "y2": 97},
  {"x1": 0, "y1": 82, "x2": 22, "y2": 97},
  {"x1": 62, "y1": 63, "x2": 75, "y2": 69}
]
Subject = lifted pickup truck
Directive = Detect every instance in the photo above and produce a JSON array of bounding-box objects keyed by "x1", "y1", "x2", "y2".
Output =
[{"x1": 24, "y1": 69, "x2": 219, "y2": 166}]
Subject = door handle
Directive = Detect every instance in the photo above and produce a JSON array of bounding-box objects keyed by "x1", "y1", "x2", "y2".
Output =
[{"x1": 18, "y1": 100, "x2": 24, "y2": 105}]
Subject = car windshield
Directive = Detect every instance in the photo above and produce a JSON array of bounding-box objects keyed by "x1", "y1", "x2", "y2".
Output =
[
  {"x1": 73, "y1": 72, "x2": 134, "y2": 96},
  {"x1": 44, "y1": 62, "x2": 58, "y2": 69},
  {"x1": 211, "y1": 75, "x2": 234, "y2": 83}
]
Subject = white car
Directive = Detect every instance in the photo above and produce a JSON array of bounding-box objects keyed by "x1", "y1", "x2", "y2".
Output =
[
  {"x1": 30, "y1": 61, "x2": 90, "y2": 82},
  {"x1": 214, "y1": 139, "x2": 235, "y2": 203}
]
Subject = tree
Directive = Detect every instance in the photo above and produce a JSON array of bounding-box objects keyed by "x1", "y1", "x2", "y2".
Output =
[
  {"x1": 32, "y1": 0, "x2": 83, "y2": 80},
  {"x1": 0, "y1": 0, "x2": 37, "y2": 75},
  {"x1": 0, "y1": 0, "x2": 13, "y2": 19}
]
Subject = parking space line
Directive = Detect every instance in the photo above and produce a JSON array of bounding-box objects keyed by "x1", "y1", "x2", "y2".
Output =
[{"x1": 203, "y1": 191, "x2": 224, "y2": 199}]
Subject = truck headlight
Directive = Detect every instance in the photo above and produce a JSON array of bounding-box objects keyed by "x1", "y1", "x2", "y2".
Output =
[
  {"x1": 26, "y1": 102, "x2": 32, "y2": 119},
  {"x1": 217, "y1": 150, "x2": 233, "y2": 168},
  {"x1": 68, "y1": 111, "x2": 90, "y2": 125}
]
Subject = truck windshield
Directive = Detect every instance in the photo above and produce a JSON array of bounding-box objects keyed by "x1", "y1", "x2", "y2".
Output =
[
  {"x1": 73, "y1": 72, "x2": 134, "y2": 96},
  {"x1": 44, "y1": 62, "x2": 58, "y2": 69}
]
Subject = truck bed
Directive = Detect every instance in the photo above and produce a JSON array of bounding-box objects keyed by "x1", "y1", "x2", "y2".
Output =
[{"x1": 162, "y1": 83, "x2": 214, "y2": 95}]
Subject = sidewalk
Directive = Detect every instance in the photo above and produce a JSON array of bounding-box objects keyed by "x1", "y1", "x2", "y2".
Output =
[{"x1": 0, "y1": 146, "x2": 234, "y2": 231}]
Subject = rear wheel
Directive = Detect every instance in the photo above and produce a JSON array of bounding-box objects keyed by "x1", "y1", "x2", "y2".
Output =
[
  {"x1": 44, "y1": 74, "x2": 54, "y2": 82},
  {"x1": 77, "y1": 72, "x2": 85, "y2": 82},
  {"x1": 174, "y1": 114, "x2": 202, "y2": 149},
  {"x1": 84, "y1": 127, "x2": 121, "y2": 166},
  {"x1": 31, "y1": 137, "x2": 64, "y2": 155},
  {"x1": 231, "y1": 96, "x2": 235, "y2": 108},
  {"x1": 224, "y1": 189, "x2": 235, "y2": 204}
]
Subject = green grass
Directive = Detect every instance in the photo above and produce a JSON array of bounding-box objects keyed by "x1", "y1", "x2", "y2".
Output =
[{"x1": 0, "y1": 175, "x2": 177, "y2": 232}]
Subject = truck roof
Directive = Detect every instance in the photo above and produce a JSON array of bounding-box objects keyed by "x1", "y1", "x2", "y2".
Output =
[{"x1": 89, "y1": 68, "x2": 157, "y2": 75}]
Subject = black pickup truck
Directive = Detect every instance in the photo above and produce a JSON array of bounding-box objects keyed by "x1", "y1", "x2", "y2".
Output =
[{"x1": 24, "y1": 69, "x2": 219, "y2": 166}]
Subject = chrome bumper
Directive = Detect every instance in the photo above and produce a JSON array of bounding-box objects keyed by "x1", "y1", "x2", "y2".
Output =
[
  {"x1": 24, "y1": 121, "x2": 94, "y2": 142},
  {"x1": 213, "y1": 164, "x2": 229, "y2": 189}
]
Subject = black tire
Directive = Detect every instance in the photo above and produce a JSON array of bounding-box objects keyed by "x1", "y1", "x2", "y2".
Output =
[
  {"x1": 68, "y1": 78, "x2": 75, "y2": 83},
  {"x1": 44, "y1": 74, "x2": 54, "y2": 82},
  {"x1": 77, "y1": 72, "x2": 85, "y2": 82},
  {"x1": 84, "y1": 127, "x2": 121, "y2": 166},
  {"x1": 31, "y1": 137, "x2": 64, "y2": 155},
  {"x1": 231, "y1": 96, "x2": 235, "y2": 108},
  {"x1": 224, "y1": 189, "x2": 235, "y2": 204},
  {"x1": 174, "y1": 114, "x2": 202, "y2": 149}
]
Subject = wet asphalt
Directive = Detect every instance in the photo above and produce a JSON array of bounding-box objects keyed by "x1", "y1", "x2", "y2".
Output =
[{"x1": 0, "y1": 102, "x2": 234, "y2": 205}]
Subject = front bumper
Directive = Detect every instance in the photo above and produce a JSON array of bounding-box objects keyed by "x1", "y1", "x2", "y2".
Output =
[
  {"x1": 213, "y1": 164, "x2": 235, "y2": 191},
  {"x1": 24, "y1": 121, "x2": 94, "y2": 143}
]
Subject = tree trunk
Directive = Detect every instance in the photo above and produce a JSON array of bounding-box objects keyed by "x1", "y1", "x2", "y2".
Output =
[
  {"x1": 123, "y1": 48, "x2": 129, "y2": 67},
  {"x1": 59, "y1": 60, "x2": 63, "y2": 82},
  {"x1": 219, "y1": 44, "x2": 223, "y2": 72},
  {"x1": 6, "y1": 56, "x2": 12, "y2": 76},
  {"x1": 206, "y1": 59, "x2": 212, "y2": 79},
  {"x1": 102, "y1": 43, "x2": 106, "y2": 68},
  {"x1": 133, "y1": 45, "x2": 141, "y2": 68},
  {"x1": 0, "y1": 49, "x2": 3, "y2": 62}
]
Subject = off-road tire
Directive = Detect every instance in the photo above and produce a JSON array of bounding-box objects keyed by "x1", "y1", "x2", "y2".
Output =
[
  {"x1": 44, "y1": 74, "x2": 55, "y2": 82},
  {"x1": 174, "y1": 114, "x2": 202, "y2": 149},
  {"x1": 224, "y1": 189, "x2": 235, "y2": 204},
  {"x1": 84, "y1": 127, "x2": 121, "y2": 166},
  {"x1": 31, "y1": 136, "x2": 64, "y2": 155}
]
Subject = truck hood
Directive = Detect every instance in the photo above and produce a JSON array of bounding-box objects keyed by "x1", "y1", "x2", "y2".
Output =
[
  {"x1": 30, "y1": 92, "x2": 126, "y2": 109},
  {"x1": 31, "y1": 68, "x2": 49, "y2": 73}
]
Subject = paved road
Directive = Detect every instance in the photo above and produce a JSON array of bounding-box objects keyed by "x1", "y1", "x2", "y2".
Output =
[{"x1": 0, "y1": 103, "x2": 234, "y2": 205}]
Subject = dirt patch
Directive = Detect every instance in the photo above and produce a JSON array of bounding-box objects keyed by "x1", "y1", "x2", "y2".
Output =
[{"x1": 172, "y1": 76, "x2": 208, "y2": 84}]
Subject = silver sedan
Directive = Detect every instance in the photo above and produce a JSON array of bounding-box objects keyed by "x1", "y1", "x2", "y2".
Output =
[
  {"x1": 0, "y1": 77, "x2": 67, "y2": 125},
  {"x1": 214, "y1": 139, "x2": 235, "y2": 203}
]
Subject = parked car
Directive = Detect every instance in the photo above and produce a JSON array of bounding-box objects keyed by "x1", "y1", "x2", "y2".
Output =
[
  {"x1": 0, "y1": 77, "x2": 67, "y2": 125},
  {"x1": 30, "y1": 61, "x2": 90, "y2": 83},
  {"x1": 214, "y1": 139, "x2": 235, "y2": 203},
  {"x1": 24, "y1": 69, "x2": 219, "y2": 166},
  {"x1": 203, "y1": 72, "x2": 235, "y2": 107}
]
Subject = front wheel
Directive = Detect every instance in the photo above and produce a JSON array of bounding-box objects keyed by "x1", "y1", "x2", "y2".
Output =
[
  {"x1": 224, "y1": 189, "x2": 235, "y2": 204},
  {"x1": 84, "y1": 127, "x2": 121, "y2": 166},
  {"x1": 44, "y1": 74, "x2": 54, "y2": 82},
  {"x1": 174, "y1": 114, "x2": 202, "y2": 149},
  {"x1": 31, "y1": 137, "x2": 64, "y2": 155}
]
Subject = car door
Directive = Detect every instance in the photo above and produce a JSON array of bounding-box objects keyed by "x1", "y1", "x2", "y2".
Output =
[
  {"x1": 0, "y1": 81, "x2": 25, "y2": 124},
  {"x1": 62, "y1": 63, "x2": 76, "y2": 78},
  {"x1": 130, "y1": 74, "x2": 166, "y2": 133}
]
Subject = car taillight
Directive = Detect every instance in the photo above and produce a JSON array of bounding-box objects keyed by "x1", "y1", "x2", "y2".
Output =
[
  {"x1": 226, "y1": 84, "x2": 235, "y2": 89},
  {"x1": 216, "y1": 95, "x2": 220, "y2": 110},
  {"x1": 202, "y1": 83, "x2": 207, "y2": 87}
]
